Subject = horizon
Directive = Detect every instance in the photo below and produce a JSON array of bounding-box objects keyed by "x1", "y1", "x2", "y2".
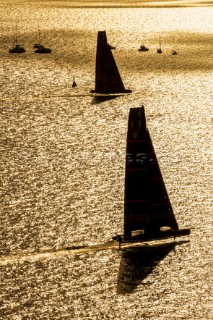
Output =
[{"x1": 2, "y1": 0, "x2": 213, "y2": 8}]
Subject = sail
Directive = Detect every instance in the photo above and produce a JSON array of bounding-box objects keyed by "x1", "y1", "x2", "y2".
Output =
[
  {"x1": 91, "y1": 31, "x2": 131, "y2": 94},
  {"x1": 124, "y1": 106, "x2": 179, "y2": 241}
]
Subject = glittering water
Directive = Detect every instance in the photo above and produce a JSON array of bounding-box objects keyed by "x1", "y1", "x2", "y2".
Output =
[{"x1": 0, "y1": 1, "x2": 212, "y2": 319}]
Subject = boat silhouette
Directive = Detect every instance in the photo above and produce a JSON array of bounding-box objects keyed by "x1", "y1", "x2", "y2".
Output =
[
  {"x1": 138, "y1": 45, "x2": 149, "y2": 52},
  {"x1": 9, "y1": 43, "x2": 26, "y2": 53},
  {"x1": 33, "y1": 25, "x2": 51, "y2": 53},
  {"x1": 72, "y1": 76, "x2": 77, "y2": 87},
  {"x1": 9, "y1": 27, "x2": 26, "y2": 54},
  {"x1": 157, "y1": 35, "x2": 162, "y2": 54},
  {"x1": 34, "y1": 45, "x2": 52, "y2": 54},
  {"x1": 172, "y1": 50, "x2": 177, "y2": 55},
  {"x1": 91, "y1": 31, "x2": 131, "y2": 95},
  {"x1": 113, "y1": 106, "x2": 190, "y2": 247}
]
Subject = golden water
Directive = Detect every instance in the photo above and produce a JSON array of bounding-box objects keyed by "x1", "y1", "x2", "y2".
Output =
[{"x1": 0, "y1": 1, "x2": 212, "y2": 319}]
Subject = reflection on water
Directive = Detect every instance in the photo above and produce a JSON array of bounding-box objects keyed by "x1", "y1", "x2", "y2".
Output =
[
  {"x1": 117, "y1": 242, "x2": 178, "y2": 294},
  {"x1": 91, "y1": 95, "x2": 122, "y2": 105}
]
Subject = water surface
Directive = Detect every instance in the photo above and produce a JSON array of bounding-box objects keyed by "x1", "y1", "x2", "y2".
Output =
[{"x1": 0, "y1": 1, "x2": 212, "y2": 319}]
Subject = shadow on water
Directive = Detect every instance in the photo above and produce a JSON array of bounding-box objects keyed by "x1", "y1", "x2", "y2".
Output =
[
  {"x1": 117, "y1": 241, "x2": 188, "y2": 294},
  {"x1": 91, "y1": 95, "x2": 120, "y2": 105}
]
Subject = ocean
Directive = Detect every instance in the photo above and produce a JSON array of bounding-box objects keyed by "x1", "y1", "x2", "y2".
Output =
[{"x1": 0, "y1": 1, "x2": 212, "y2": 319}]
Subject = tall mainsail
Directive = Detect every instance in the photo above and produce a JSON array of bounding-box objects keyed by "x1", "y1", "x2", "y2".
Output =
[
  {"x1": 91, "y1": 31, "x2": 131, "y2": 94},
  {"x1": 124, "y1": 106, "x2": 181, "y2": 241}
]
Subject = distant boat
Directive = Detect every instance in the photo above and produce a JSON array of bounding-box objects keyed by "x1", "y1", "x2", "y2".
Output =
[
  {"x1": 172, "y1": 50, "x2": 177, "y2": 55},
  {"x1": 109, "y1": 44, "x2": 116, "y2": 49},
  {"x1": 72, "y1": 76, "x2": 77, "y2": 87},
  {"x1": 34, "y1": 45, "x2": 52, "y2": 54},
  {"x1": 9, "y1": 29, "x2": 26, "y2": 53},
  {"x1": 138, "y1": 45, "x2": 149, "y2": 52},
  {"x1": 9, "y1": 43, "x2": 26, "y2": 53},
  {"x1": 34, "y1": 26, "x2": 51, "y2": 54},
  {"x1": 91, "y1": 31, "x2": 131, "y2": 95},
  {"x1": 157, "y1": 36, "x2": 162, "y2": 54},
  {"x1": 113, "y1": 106, "x2": 190, "y2": 247}
]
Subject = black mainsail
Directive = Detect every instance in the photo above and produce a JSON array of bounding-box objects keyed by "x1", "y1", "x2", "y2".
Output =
[
  {"x1": 91, "y1": 31, "x2": 131, "y2": 94},
  {"x1": 123, "y1": 106, "x2": 190, "y2": 242}
]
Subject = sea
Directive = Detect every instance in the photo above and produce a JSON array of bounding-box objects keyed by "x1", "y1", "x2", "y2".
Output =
[{"x1": 0, "y1": 0, "x2": 212, "y2": 319}]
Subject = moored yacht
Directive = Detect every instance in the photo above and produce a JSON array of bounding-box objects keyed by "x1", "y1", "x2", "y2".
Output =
[
  {"x1": 138, "y1": 45, "x2": 149, "y2": 52},
  {"x1": 9, "y1": 43, "x2": 26, "y2": 53},
  {"x1": 34, "y1": 44, "x2": 51, "y2": 54},
  {"x1": 33, "y1": 25, "x2": 51, "y2": 53}
]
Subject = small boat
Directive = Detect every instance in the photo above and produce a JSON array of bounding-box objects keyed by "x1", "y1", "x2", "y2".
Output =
[
  {"x1": 9, "y1": 33, "x2": 26, "y2": 53},
  {"x1": 109, "y1": 44, "x2": 116, "y2": 49},
  {"x1": 172, "y1": 50, "x2": 177, "y2": 55},
  {"x1": 138, "y1": 45, "x2": 149, "y2": 52},
  {"x1": 34, "y1": 44, "x2": 52, "y2": 54},
  {"x1": 72, "y1": 76, "x2": 77, "y2": 87},
  {"x1": 91, "y1": 31, "x2": 131, "y2": 95},
  {"x1": 113, "y1": 106, "x2": 190, "y2": 248},
  {"x1": 157, "y1": 36, "x2": 162, "y2": 54},
  {"x1": 34, "y1": 25, "x2": 51, "y2": 54},
  {"x1": 9, "y1": 43, "x2": 26, "y2": 53},
  {"x1": 9, "y1": 23, "x2": 26, "y2": 54}
]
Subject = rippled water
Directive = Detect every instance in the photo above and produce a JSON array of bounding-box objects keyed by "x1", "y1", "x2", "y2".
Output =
[{"x1": 0, "y1": 1, "x2": 212, "y2": 319}]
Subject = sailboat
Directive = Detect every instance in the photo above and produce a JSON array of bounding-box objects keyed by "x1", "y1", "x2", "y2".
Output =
[
  {"x1": 9, "y1": 27, "x2": 26, "y2": 53},
  {"x1": 138, "y1": 45, "x2": 149, "y2": 52},
  {"x1": 157, "y1": 35, "x2": 162, "y2": 54},
  {"x1": 34, "y1": 25, "x2": 51, "y2": 54},
  {"x1": 9, "y1": 41, "x2": 26, "y2": 53},
  {"x1": 113, "y1": 106, "x2": 190, "y2": 246},
  {"x1": 91, "y1": 31, "x2": 131, "y2": 95},
  {"x1": 72, "y1": 76, "x2": 77, "y2": 88}
]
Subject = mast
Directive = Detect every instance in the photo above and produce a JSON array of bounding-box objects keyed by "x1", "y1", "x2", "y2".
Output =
[
  {"x1": 38, "y1": 25, "x2": 41, "y2": 44},
  {"x1": 9, "y1": 21, "x2": 26, "y2": 53},
  {"x1": 91, "y1": 31, "x2": 131, "y2": 94},
  {"x1": 157, "y1": 35, "x2": 162, "y2": 54},
  {"x1": 14, "y1": 23, "x2": 18, "y2": 46},
  {"x1": 124, "y1": 106, "x2": 180, "y2": 241}
]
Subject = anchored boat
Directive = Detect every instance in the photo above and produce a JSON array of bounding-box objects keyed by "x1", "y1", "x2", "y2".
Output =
[
  {"x1": 9, "y1": 23, "x2": 26, "y2": 54},
  {"x1": 91, "y1": 31, "x2": 131, "y2": 95},
  {"x1": 157, "y1": 35, "x2": 162, "y2": 54},
  {"x1": 34, "y1": 45, "x2": 51, "y2": 54},
  {"x1": 34, "y1": 25, "x2": 52, "y2": 53},
  {"x1": 138, "y1": 45, "x2": 149, "y2": 52},
  {"x1": 9, "y1": 43, "x2": 26, "y2": 53},
  {"x1": 72, "y1": 76, "x2": 77, "y2": 88},
  {"x1": 9, "y1": 33, "x2": 26, "y2": 53},
  {"x1": 113, "y1": 106, "x2": 190, "y2": 246}
]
